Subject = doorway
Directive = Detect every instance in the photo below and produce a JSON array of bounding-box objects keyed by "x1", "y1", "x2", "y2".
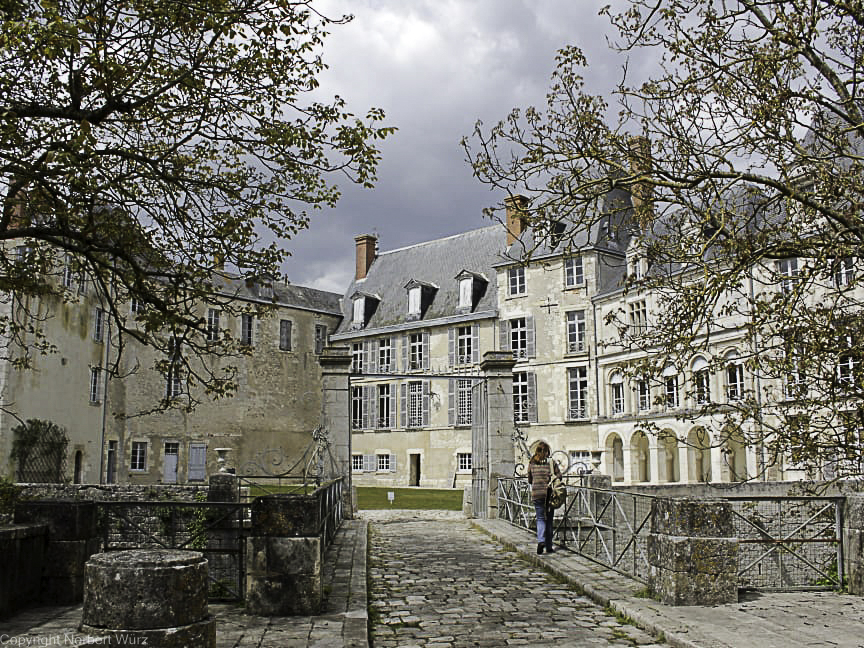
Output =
[
  {"x1": 409, "y1": 453, "x2": 421, "y2": 486},
  {"x1": 106, "y1": 441, "x2": 117, "y2": 483},
  {"x1": 163, "y1": 442, "x2": 179, "y2": 483}
]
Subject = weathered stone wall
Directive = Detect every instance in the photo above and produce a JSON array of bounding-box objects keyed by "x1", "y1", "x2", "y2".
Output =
[
  {"x1": 16, "y1": 482, "x2": 208, "y2": 501},
  {"x1": 0, "y1": 523, "x2": 47, "y2": 618}
]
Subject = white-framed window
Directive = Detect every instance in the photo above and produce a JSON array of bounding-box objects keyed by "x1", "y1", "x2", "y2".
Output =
[
  {"x1": 637, "y1": 379, "x2": 651, "y2": 411},
  {"x1": 457, "y1": 452, "x2": 472, "y2": 472},
  {"x1": 130, "y1": 297, "x2": 144, "y2": 315},
  {"x1": 279, "y1": 319, "x2": 292, "y2": 351},
  {"x1": 408, "y1": 381, "x2": 423, "y2": 427},
  {"x1": 457, "y1": 326, "x2": 473, "y2": 365},
  {"x1": 352, "y1": 455, "x2": 364, "y2": 472},
  {"x1": 93, "y1": 308, "x2": 105, "y2": 343},
  {"x1": 206, "y1": 309, "x2": 220, "y2": 342},
  {"x1": 838, "y1": 353, "x2": 859, "y2": 386},
  {"x1": 785, "y1": 351, "x2": 806, "y2": 400},
  {"x1": 628, "y1": 300, "x2": 647, "y2": 332},
  {"x1": 663, "y1": 366, "x2": 679, "y2": 409},
  {"x1": 378, "y1": 338, "x2": 392, "y2": 373},
  {"x1": 408, "y1": 286, "x2": 422, "y2": 316},
  {"x1": 351, "y1": 343, "x2": 364, "y2": 374},
  {"x1": 457, "y1": 379, "x2": 472, "y2": 426},
  {"x1": 692, "y1": 357, "x2": 711, "y2": 404},
  {"x1": 315, "y1": 324, "x2": 328, "y2": 354},
  {"x1": 130, "y1": 441, "x2": 147, "y2": 471},
  {"x1": 776, "y1": 258, "x2": 799, "y2": 293},
  {"x1": 510, "y1": 317, "x2": 528, "y2": 358},
  {"x1": 352, "y1": 296, "x2": 365, "y2": 326},
  {"x1": 610, "y1": 373, "x2": 625, "y2": 414},
  {"x1": 377, "y1": 454, "x2": 391, "y2": 472},
  {"x1": 77, "y1": 272, "x2": 87, "y2": 295},
  {"x1": 89, "y1": 367, "x2": 101, "y2": 403},
  {"x1": 513, "y1": 371, "x2": 535, "y2": 423},
  {"x1": 564, "y1": 256, "x2": 584, "y2": 287},
  {"x1": 409, "y1": 333, "x2": 424, "y2": 370},
  {"x1": 568, "y1": 367, "x2": 589, "y2": 419},
  {"x1": 835, "y1": 257, "x2": 855, "y2": 288},
  {"x1": 63, "y1": 260, "x2": 76, "y2": 289},
  {"x1": 508, "y1": 266, "x2": 526, "y2": 295},
  {"x1": 459, "y1": 277, "x2": 473, "y2": 309},
  {"x1": 726, "y1": 357, "x2": 745, "y2": 401},
  {"x1": 568, "y1": 450, "x2": 593, "y2": 474},
  {"x1": 241, "y1": 314, "x2": 254, "y2": 346},
  {"x1": 377, "y1": 384, "x2": 392, "y2": 429},
  {"x1": 629, "y1": 255, "x2": 643, "y2": 280},
  {"x1": 566, "y1": 310, "x2": 586, "y2": 353},
  {"x1": 166, "y1": 337, "x2": 182, "y2": 399},
  {"x1": 351, "y1": 386, "x2": 364, "y2": 430}
]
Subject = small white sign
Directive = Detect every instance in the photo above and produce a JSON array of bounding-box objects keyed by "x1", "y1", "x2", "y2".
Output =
[{"x1": 387, "y1": 491, "x2": 395, "y2": 504}]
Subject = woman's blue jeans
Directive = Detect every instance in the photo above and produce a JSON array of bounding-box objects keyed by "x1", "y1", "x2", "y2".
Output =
[{"x1": 534, "y1": 499, "x2": 553, "y2": 548}]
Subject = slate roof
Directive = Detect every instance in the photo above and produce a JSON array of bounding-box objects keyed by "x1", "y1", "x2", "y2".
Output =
[
  {"x1": 334, "y1": 225, "x2": 508, "y2": 335},
  {"x1": 214, "y1": 273, "x2": 342, "y2": 315}
]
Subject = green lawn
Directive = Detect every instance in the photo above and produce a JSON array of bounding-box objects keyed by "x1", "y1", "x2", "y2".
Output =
[{"x1": 356, "y1": 487, "x2": 464, "y2": 510}]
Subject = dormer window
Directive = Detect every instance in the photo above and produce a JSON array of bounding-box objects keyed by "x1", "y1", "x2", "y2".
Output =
[
  {"x1": 455, "y1": 270, "x2": 488, "y2": 312},
  {"x1": 404, "y1": 280, "x2": 437, "y2": 320},
  {"x1": 408, "y1": 286, "x2": 422, "y2": 316},
  {"x1": 459, "y1": 278, "x2": 472, "y2": 309},
  {"x1": 350, "y1": 291, "x2": 379, "y2": 329},
  {"x1": 353, "y1": 296, "x2": 366, "y2": 324}
]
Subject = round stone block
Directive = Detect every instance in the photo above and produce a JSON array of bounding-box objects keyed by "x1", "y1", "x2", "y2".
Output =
[
  {"x1": 79, "y1": 617, "x2": 216, "y2": 647},
  {"x1": 82, "y1": 550, "x2": 209, "y2": 630}
]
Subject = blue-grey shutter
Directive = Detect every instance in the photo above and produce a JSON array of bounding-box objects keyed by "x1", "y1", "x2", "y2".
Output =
[
  {"x1": 400, "y1": 382, "x2": 407, "y2": 428},
  {"x1": 500, "y1": 320, "x2": 511, "y2": 351},
  {"x1": 401, "y1": 335, "x2": 408, "y2": 372},
  {"x1": 363, "y1": 454, "x2": 375, "y2": 472},
  {"x1": 527, "y1": 372, "x2": 538, "y2": 423},
  {"x1": 188, "y1": 444, "x2": 207, "y2": 481},
  {"x1": 471, "y1": 324, "x2": 480, "y2": 363},
  {"x1": 448, "y1": 379, "x2": 456, "y2": 426},
  {"x1": 365, "y1": 341, "x2": 376, "y2": 374},
  {"x1": 389, "y1": 386, "x2": 397, "y2": 428},
  {"x1": 526, "y1": 315, "x2": 536, "y2": 358},
  {"x1": 448, "y1": 328, "x2": 456, "y2": 366},
  {"x1": 422, "y1": 332, "x2": 430, "y2": 370},
  {"x1": 364, "y1": 386, "x2": 375, "y2": 429},
  {"x1": 390, "y1": 454, "x2": 397, "y2": 473},
  {"x1": 422, "y1": 381, "x2": 431, "y2": 426}
]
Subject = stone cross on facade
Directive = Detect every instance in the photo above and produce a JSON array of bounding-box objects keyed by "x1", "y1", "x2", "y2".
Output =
[{"x1": 539, "y1": 296, "x2": 558, "y2": 313}]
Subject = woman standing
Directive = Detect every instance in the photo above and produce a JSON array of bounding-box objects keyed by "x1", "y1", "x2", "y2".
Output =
[{"x1": 526, "y1": 441, "x2": 561, "y2": 555}]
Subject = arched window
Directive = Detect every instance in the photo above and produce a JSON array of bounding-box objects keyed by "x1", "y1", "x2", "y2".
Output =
[{"x1": 691, "y1": 356, "x2": 711, "y2": 404}]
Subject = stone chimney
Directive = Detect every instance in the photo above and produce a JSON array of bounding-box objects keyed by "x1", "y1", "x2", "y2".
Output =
[
  {"x1": 628, "y1": 136, "x2": 654, "y2": 231},
  {"x1": 504, "y1": 195, "x2": 529, "y2": 246},
  {"x1": 354, "y1": 234, "x2": 377, "y2": 281}
]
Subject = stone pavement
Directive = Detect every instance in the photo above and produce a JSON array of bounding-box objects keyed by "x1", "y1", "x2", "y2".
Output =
[{"x1": 474, "y1": 516, "x2": 864, "y2": 648}]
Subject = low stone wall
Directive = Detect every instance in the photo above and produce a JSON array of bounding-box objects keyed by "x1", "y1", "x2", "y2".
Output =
[
  {"x1": 16, "y1": 482, "x2": 208, "y2": 502},
  {"x1": 0, "y1": 523, "x2": 47, "y2": 619}
]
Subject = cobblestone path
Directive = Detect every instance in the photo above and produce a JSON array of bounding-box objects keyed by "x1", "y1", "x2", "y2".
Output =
[{"x1": 367, "y1": 515, "x2": 668, "y2": 648}]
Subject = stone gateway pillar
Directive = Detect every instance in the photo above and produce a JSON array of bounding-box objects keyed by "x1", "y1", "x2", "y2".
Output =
[
  {"x1": 319, "y1": 345, "x2": 353, "y2": 516},
  {"x1": 845, "y1": 494, "x2": 864, "y2": 595}
]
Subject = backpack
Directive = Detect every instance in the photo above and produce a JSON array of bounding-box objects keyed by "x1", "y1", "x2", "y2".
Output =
[{"x1": 547, "y1": 471, "x2": 566, "y2": 509}]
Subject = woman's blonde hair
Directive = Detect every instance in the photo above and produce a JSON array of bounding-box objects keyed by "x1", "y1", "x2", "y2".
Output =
[{"x1": 531, "y1": 441, "x2": 550, "y2": 463}]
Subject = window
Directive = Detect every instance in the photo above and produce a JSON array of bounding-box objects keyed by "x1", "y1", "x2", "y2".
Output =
[
  {"x1": 663, "y1": 366, "x2": 679, "y2": 409},
  {"x1": 352, "y1": 296, "x2": 365, "y2": 327},
  {"x1": 610, "y1": 373, "x2": 624, "y2": 414},
  {"x1": 130, "y1": 297, "x2": 144, "y2": 315},
  {"x1": 89, "y1": 367, "x2": 101, "y2": 403},
  {"x1": 130, "y1": 441, "x2": 147, "y2": 471},
  {"x1": 352, "y1": 455, "x2": 364, "y2": 472},
  {"x1": 776, "y1": 258, "x2": 799, "y2": 293},
  {"x1": 457, "y1": 452, "x2": 472, "y2": 472},
  {"x1": 315, "y1": 324, "x2": 328, "y2": 354},
  {"x1": 835, "y1": 257, "x2": 855, "y2": 288},
  {"x1": 568, "y1": 450, "x2": 593, "y2": 474},
  {"x1": 564, "y1": 257, "x2": 584, "y2": 287},
  {"x1": 629, "y1": 255, "x2": 643, "y2": 280},
  {"x1": 351, "y1": 343, "x2": 364, "y2": 374},
  {"x1": 510, "y1": 317, "x2": 528, "y2": 358},
  {"x1": 377, "y1": 454, "x2": 391, "y2": 472},
  {"x1": 459, "y1": 277, "x2": 473, "y2": 309},
  {"x1": 279, "y1": 319, "x2": 292, "y2": 351},
  {"x1": 409, "y1": 333, "x2": 425, "y2": 370},
  {"x1": 508, "y1": 266, "x2": 526, "y2": 295},
  {"x1": 63, "y1": 261, "x2": 76, "y2": 289},
  {"x1": 456, "y1": 326, "x2": 473, "y2": 365},
  {"x1": 378, "y1": 338, "x2": 392, "y2": 373},
  {"x1": 566, "y1": 310, "x2": 586, "y2": 353},
  {"x1": 456, "y1": 379, "x2": 472, "y2": 426},
  {"x1": 408, "y1": 286, "x2": 422, "y2": 316},
  {"x1": 726, "y1": 358, "x2": 745, "y2": 401},
  {"x1": 93, "y1": 308, "x2": 105, "y2": 343},
  {"x1": 568, "y1": 367, "x2": 589, "y2": 419},
  {"x1": 692, "y1": 357, "x2": 711, "y2": 404},
  {"x1": 166, "y1": 337, "x2": 182, "y2": 399},
  {"x1": 628, "y1": 300, "x2": 647, "y2": 332},
  {"x1": 408, "y1": 381, "x2": 423, "y2": 427},
  {"x1": 351, "y1": 386, "x2": 364, "y2": 430},
  {"x1": 637, "y1": 380, "x2": 651, "y2": 411},
  {"x1": 838, "y1": 353, "x2": 859, "y2": 386},
  {"x1": 241, "y1": 314, "x2": 254, "y2": 346},
  {"x1": 77, "y1": 272, "x2": 87, "y2": 295},
  {"x1": 206, "y1": 309, "x2": 220, "y2": 342},
  {"x1": 377, "y1": 384, "x2": 392, "y2": 428},
  {"x1": 513, "y1": 372, "x2": 536, "y2": 423}
]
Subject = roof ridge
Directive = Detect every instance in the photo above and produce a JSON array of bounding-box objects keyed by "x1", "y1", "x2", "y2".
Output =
[{"x1": 378, "y1": 224, "x2": 501, "y2": 256}]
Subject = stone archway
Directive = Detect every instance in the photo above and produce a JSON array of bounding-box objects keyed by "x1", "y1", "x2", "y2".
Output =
[
  {"x1": 605, "y1": 433, "x2": 625, "y2": 482},
  {"x1": 630, "y1": 431, "x2": 650, "y2": 483},
  {"x1": 658, "y1": 431, "x2": 679, "y2": 482},
  {"x1": 687, "y1": 427, "x2": 712, "y2": 482}
]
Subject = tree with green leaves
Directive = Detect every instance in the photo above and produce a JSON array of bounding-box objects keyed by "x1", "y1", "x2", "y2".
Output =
[
  {"x1": 465, "y1": 0, "x2": 864, "y2": 480},
  {"x1": 0, "y1": 0, "x2": 393, "y2": 401}
]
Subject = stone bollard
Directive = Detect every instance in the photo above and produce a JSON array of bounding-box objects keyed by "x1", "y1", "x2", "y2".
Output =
[
  {"x1": 647, "y1": 497, "x2": 738, "y2": 605},
  {"x1": 845, "y1": 494, "x2": 864, "y2": 595},
  {"x1": 246, "y1": 494, "x2": 323, "y2": 616},
  {"x1": 80, "y1": 550, "x2": 215, "y2": 647},
  {"x1": 14, "y1": 500, "x2": 100, "y2": 604}
]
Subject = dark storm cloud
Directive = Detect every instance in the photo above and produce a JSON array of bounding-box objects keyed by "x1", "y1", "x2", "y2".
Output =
[{"x1": 281, "y1": 1, "x2": 628, "y2": 292}]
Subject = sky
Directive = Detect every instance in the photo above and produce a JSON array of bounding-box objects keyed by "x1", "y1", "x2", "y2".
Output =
[{"x1": 280, "y1": 1, "x2": 627, "y2": 293}]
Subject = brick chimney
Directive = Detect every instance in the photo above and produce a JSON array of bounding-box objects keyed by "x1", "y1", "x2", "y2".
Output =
[
  {"x1": 628, "y1": 136, "x2": 654, "y2": 231},
  {"x1": 354, "y1": 234, "x2": 377, "y2": 280},
  {"x1": 504, "y1": 195, "x2": 529, "y2": 246}
]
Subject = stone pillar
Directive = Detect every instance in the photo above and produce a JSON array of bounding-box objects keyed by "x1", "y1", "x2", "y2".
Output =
[
  {"x1": 246, "y1": 494, "x2": 323, "y2": 616},
  {"x1": 80, "y1": 550, "x2": 214, "y2": 647},
  {"x1": 677, "y1": 443, "x2": 691, "y2": 483},
  {"x1": 320, "y1": 345, "x2": 353, "y2": 516},
  {"x1": 648, "y1": 441, "x2": 661, "y2": 484},
  {"x1": 208, "y1": 472, "x2": 238, "y2": 502},
  {"x1": 647, "y1": 498, "x2": 738, "y2": 605},
  {"x1": 621, "y1": 445, "x2": 633, "y2": 484},
  {"x1": 479, "y1": 351, "x2": 516, "y2": 519},
  {"x1": 710, "y1": 443, "x2": 725, "y2": 483},
  {"x1": 14, "y1": 500, "x2": 100, "y2": 604},
  {"x1": 845, "y1": 494, "x2": 864, "y2": 595}
]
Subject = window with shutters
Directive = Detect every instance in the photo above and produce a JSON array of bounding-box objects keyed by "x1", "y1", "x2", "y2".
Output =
[
  {"x1": 566, "y1": 310, "x2": 586, "y2": 353},
  {"x1": 241, "y1": 314, "x2": 254, "y2": 346},
  {"x1": 409, "y1": 333, "x2": 424, "y2": 370},
  {"x1": 513, "y1": 372, "x2": 534, "y2": 423},
  {"x1": 564, "y1": 257, "x2": 584, "y2": 287},
  {"x1": 377, "y1": 454, "x2": 391, "y2": 472},
  {"x1": 377, "y1": 384, "x2": 392, "y2": 429},
  {"x1": 408, "y1": 381, "x2": 423, "y2": 427},
  {"x1": 207, "y1": 309, "x2": 220, "y2": 342},
  {"x1": 511, "y1": 318, "x2": 528, "y2": 358},
  {"x1": 457, "y1": 379, "x2": 472, "y2": 426},
  {"x1": 351, "y1": 386, "x2": 364, "y2": 430},
  {"x1": 279, "y1": 319, "x2": 292, "y2": 351},
  {"x1": 352, "y1": 455, "x2": 364, "y2": 472},
  {"x1": 378, "y1": 338, "x2": 392, "y2": 373},
  {"x1": 351, "y1": 343, "x2": 364, "y2": 373},
  {"x1": 568, "y1": 367, "x2": 589, "y2": 419},
  {"x1": 456, "y1": 326, "x2": 472, "y2": 365}
]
